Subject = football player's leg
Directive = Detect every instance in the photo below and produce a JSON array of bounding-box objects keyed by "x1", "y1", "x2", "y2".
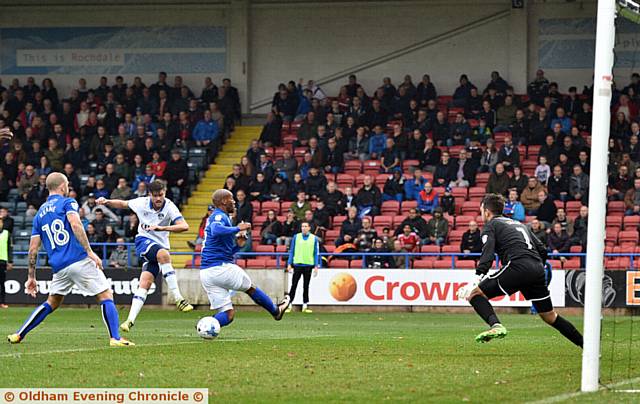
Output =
[
  {"x1": 96, "y1": 289, "x2": 133, "y2": 346},
  {"x1": 201, "y1": 268, "x2": 235, "y2": 328},
  {"x1": 156, "y1": 248, "x2": 192, "y2": 311},
  {"x1": 123, "y1": 269, "x2": 155, "y2": 330},
  {"x1": 469, "y1": 278, "x2": 509, "y2": 343},
  {"x1": 301, "y1": 267, "x2": 312, "y2": 313},
  {"x1": 9, "y1": 295, "x2": 62, "y2": 343},
  {"x1": 525, "y1": 286, "x2": 583, "y2": 348},
  {"x1": 233, "y1": 264, "x2": 289, "y2": 319}
]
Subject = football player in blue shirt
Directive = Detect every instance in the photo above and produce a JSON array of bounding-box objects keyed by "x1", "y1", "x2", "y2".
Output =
[
  {"x1": 199, "y1": 189, "x2": 290, "y2": 330},
  {"x1": 7, "y1": 173, "x2": 133, "y2": 346}
]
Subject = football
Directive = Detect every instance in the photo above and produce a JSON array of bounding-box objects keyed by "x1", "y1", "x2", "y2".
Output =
[{"x1": 196, "y1": 316, "x2": 221, "y2": 339}]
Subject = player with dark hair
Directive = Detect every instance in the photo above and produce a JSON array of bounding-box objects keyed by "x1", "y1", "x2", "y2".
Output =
[
  {"x1": 97, "y1": 180, "x2": 193, "y2": 333},
  {"x1": 457, "y1": 193, "x2": 583, "y2": 347}
]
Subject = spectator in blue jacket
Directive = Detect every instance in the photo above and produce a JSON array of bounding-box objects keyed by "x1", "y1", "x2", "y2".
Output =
[
  {"x1": 132, "y1": 164, "x2": 156, "y2": 191},
  {"x1": 504, "y1": 189, "x2": 526, "y2": 222},
  {"x1": 368, "y1": 125, "x2": 387, "y2": 159},
  {"x1": 192, "y1": 110, "x2": 219, "y2": 147},
  {"x1": 417, "y1": 182, "x2": 439, "y2": 214},
  {"x1": 550, "y1": 107, "x2": 572, "y2": 135},
  {"x1": 295, "y1": 84, "x2": 312, "y2": 120},
  {"x1": 404, "y1": 169, "x2": 427, "y2": 201}
]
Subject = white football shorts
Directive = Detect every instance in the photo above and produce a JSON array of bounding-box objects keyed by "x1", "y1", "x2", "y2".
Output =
[
  {"x1": 49, "y1": 257, "x2": 110, "y2": 296},
  {"x1": 200, "y1": 263, "x2": 252, "y2": 312}
]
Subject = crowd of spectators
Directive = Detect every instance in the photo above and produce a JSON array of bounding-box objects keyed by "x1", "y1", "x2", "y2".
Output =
[
  {"x1": 0, "y1": 73, "x2": 241, "y2": 248},
  {"x1": 221, "y1": 69, "x2": 640, "y2": 268}
]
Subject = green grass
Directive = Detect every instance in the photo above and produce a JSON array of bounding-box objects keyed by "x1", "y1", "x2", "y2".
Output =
[{"x1": 0, "y1": 307, "x2": 638, "y2": 403}]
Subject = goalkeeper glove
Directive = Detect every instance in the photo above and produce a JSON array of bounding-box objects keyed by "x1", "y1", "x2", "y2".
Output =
[{"x1": 456, "y1": 274, "x2": 486, "y2": 300}]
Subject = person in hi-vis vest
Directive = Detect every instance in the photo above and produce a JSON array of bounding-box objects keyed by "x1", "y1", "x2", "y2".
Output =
[
  {"x1": 0, "y1": 218, "x2": 13, "y2": 308},
  {"x1": 286, "y1": 221, "x2": 320, "y2": 313}
]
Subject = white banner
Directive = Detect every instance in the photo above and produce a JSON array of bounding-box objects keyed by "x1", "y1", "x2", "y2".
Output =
[{"x1": 288, "y1": 269, "x2": 565, "y2": 307}]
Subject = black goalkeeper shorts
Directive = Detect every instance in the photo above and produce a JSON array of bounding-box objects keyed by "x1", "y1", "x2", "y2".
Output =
[{"x1": 478, "y1": 258, "x2": 553, "y2": 313}]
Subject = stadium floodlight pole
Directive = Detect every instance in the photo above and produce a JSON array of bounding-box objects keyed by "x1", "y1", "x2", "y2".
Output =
[{"x1": 581, "y1": 0, "x2": 617, "y2": 393}]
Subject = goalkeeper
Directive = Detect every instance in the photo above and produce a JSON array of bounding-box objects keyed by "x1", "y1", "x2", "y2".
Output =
[{"x1": 457, "y1": 193, "x2": 583, "y2": 347}]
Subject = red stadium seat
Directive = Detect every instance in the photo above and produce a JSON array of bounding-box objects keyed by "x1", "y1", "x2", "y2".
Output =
[
  {"x1": 401, "y1": 200, "x2": 418, "y2": 212},
  {"x1": 619, "y1": 230, "x2": 639, "y2": 245},
  {"x1": 246, "y1": 259, "x2": 267, "y2": 268},
  {"x1": 608, "y1": 201, "x2": 625, "y2": 215},
  {"x1": 468, "y1": 187, "x2": 486, "y2": 200},
  {"x1": 623, "y1": 215, "x2": 640, "y2": 230},
  {"x1": 380, "y1": 200, "x2": 399, "y2": 215},
  {"x1": 350, "y1": 260, "x2": 365, "y2": 269},
  {"x1": 433, "y1": 259, "x2": 453, "y2": 269},
  {"x1": 255, "y1": 245, "x2": 275, "y2": 256},
  {"x1": 455, "y1": 260, "x2": 477, "y2": 269},
  {"x1": 563, "y1": 259, "x2": 581, "y2": 270},
  {"x1": 547, "y1": 260, "x2": 563, "y2": 270},
  {"x1": 344, "y1": 160, "x2": 362, "y2": 173},
  {"x1": 336, "y1": 173, "x2": 355, "y2": 187},
  {"x1": 451, "y1": 187, "x2": 468, "y2": 201},
  {"x1": 606, "y1": 216, "x2": 623, "y2": 229},
  {"x1": 462, "y1": 201, "x2": 480, "y2": 215},
  {"x1": 281, "y1": 201, "x2": 292, "y2": 212},
  {"x1": 374, "y1": 215, "x2": 393, "y2": 228},
  {"x1": 413, "y1": 260, "x2": 433, "y2": 269},
  {"x1": 329, "y1": 259, "x2": 349, "y2": 268},
  {"x1": 441, "y1": 245, "x2": 459, "y2": 254},
  {"x1": 403, "y1": 160, "x2": 421, "y2": 170},
  {"x1": 421, "y1": 245, "x2": 441, "y2": 253},
  {"x1": 261, "y1": 201, "x2": 280, "y2": 215}
]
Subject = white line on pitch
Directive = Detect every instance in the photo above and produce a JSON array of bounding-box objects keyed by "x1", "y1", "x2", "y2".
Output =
[
  {"x1": 527, "y1": 377, "x2": 640, "y2": 403},
  {"x1": 0, "y1": 335, "x2": 337, "y2": 358}
]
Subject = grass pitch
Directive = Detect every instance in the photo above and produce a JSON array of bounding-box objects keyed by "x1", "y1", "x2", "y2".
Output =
[{"x1": 0, "y1": 307, "x2": 638, "y2": 403}]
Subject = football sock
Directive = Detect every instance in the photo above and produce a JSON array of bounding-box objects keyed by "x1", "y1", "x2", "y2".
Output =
[
  {"x1": 248, "y1": 287, "x2": 278, "y2": 316},
  {"x1": 552, "y1": 315, "x2": 584, "y2": 348},
  {"x1": 127, "y1": 287, "x2": 148, "y2": 323},
  {"x1": 214, "y1": 311, "x2": 233, "y2": 327},
  {"x1": 100, "y1": 299, "x2": 121, "y2": 340},
  {"x1": 160, "y1": 263, "x2": 184, "y2": 301},
  {"x1": 302, "y1": 304, "x2": 308, "y2": 310},
  {"x1": 469, "y1": 295, "x2": 500, "y2": 327},
  {"x1": 17, "y1": 302, "x2": 53, "y2": 339}
]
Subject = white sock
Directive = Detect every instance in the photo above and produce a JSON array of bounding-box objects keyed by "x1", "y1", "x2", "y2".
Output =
[
  {"x1": 160, "y1": 263, "x2": 184, "y2": 301},
  {"x1": 302, "y1": 303, "x2": 308, "y2": 310},
  {"x1": 127, "y1": 287, "x2": 148, "y2": 323}
]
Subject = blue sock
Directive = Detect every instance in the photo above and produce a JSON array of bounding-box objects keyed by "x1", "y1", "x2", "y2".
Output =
[
  {"x1": 214, "y1": 311, "x2": 233, "y2": 327},
  {"x1": 100, "y1": 299, "x2": 121, "y2": 340},
  {"x1": 17, "y1": 302, "x2": 53, "y2": 339},
  {"x1": 249, "y1": 288, "x2": 277, "y2": 316}
]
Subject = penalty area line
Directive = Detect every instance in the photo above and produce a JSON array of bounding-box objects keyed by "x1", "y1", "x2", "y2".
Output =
[
  {"x1": 0, "y1": 334, "x2": 337, "y2": 358},
  {"x1": 527, "y1": 377, "x2": 640, "y2": 404}
]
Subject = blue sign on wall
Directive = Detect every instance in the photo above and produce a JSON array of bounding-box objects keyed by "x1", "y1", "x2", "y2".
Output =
[
  {"x1": 539, "y1": 18, "x2": 640, "y2": 69},
  {"x1": 0, "y1": 26, "x2": 226, "y2": 75}
]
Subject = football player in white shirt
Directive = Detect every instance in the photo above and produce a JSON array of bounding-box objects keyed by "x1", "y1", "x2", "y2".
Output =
[{"x1": 96, "y1": 180, "x2": 193, "y2": 333}]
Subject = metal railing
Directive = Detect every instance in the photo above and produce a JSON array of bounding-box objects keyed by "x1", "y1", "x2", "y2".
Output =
[{"x1": 12, "y1": 243, "x2": 640, "y2": 270}]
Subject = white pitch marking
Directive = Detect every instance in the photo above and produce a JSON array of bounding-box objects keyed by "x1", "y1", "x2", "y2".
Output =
[{"x1": 527, "y1": 377, "x2": 640, "y2": 404}]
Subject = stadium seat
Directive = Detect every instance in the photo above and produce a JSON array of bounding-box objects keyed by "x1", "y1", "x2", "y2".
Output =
[
  {"x1": 547, "y1": 259, "x2": 563, "y2": 270},
  {"x1": 450, "y1": 187, "x2": 468, "y2": 201},
  {"x1": 455, "y1": 260, "x2": 477, "y2": 269},
  {"x1": 606, "y1": 215, "x2": 623, "y2": 229},
  {"x1": 350, "y1": 260, "x2": 365, "y2": 269},
  {"x1": 255, "y1": 245, "x2": 275, "y2": 256},
  {"x1": 455, "y1": 215, "x2": 474, "y2": 229},
  {"x1": 563, "y1": 259, "x2": 581, "y2": 270},
  {"x1": 329, "y1": 259, "x2": 349, "y2": 268},
  {"x1": 281, "y1": 201, "x2": 292, "y2": 212},
  {"x1": 402, "y1": 160, "x2": 420, "y2": 170},
  {"x1": 461, "y1": 201, "x2": 480, "y2": 215},
  {"x1": 363, "y1": 160, "x2": 379, "y2": 174},
  {"x1": 344, "y1": 160, "x2": 362, "y2": 173},
  {"x1": 401, "y1": 200, "x2": 417, "y2": 212},
  {"x1": 433, "y1": 259, "x2": 453, "y2": 269},
  {"x1": 336, "y1": 173, "x2": 355, "y2": 187},
  {"x1": 619, "y1": 230, "x2": 639, "y2": 245},
  {"x1": 381, "y1": 201, "x2": 400, "y2": 215},
  {"x1": 261, "y1": 201, "x2": 280, "y2": 215},
  {"x1": 623, "y1": 215, "x2": 640, "y2": 230},
  {"x1": 246, "y1": 259, "x2": 267, "y2": 268},
  {"x1": 413, "y1": 260, "x2": 433, "y2": 269},
  {"x1": 448, "y1": 230, "x2": 464, "y2": 243},
  {"x1": 468, "y1": 187, "x2": 485, "y2": 200},
  {"x1": 421, "y1": 245, "x2": 441, "y2": 253},
  {"x1": 374, "y1": 215, "x2": 393, "y2": 228},
  {"x1": 608, "y1": 201, "x2": 625, "y2": 215}
]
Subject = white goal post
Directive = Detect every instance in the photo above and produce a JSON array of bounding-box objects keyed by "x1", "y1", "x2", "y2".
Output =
[{"x1": 582, "y1": 0, "x2": 617, "y2": 393}]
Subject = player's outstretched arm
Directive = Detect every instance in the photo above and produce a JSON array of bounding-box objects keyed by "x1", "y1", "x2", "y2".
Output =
[
  {"x1": 26, "y1": 235, "x2": 41, "y2": 298},
  {"x1": 149, "y1": 218, "x2": 190, "y2": 233},
  {"x1": 67, "y1": 212, "x2": 103, "y2": 270},
  {"x1": 96, "y1": 197, "x2": 130, "y2": 210}
]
